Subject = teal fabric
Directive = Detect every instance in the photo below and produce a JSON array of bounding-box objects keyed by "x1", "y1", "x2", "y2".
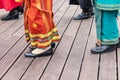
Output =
[
  {"x1": 95, "y1": 0, "x2": 120, "y2": 10},
  {"x1": 95, "y1": 8, "x2": 119, "y2": 45}
]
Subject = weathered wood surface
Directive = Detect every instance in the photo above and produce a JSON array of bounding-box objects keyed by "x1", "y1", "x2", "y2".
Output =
[{"x1": 0, "y1": 0, "x2": 120, "y2": 80}]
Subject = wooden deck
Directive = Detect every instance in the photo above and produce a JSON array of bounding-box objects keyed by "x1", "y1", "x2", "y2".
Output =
[{"x1": 0, "y1": 0, "x2": 120, "y2": 80}]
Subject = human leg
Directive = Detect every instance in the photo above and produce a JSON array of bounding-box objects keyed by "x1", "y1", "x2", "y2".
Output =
[
  {"x1": 1, "y1": 6, "x2": 23, "y2": 20},
  {"x1": 91, "y1": 9, "x2": 119, "y2": 54},
  {"x1": 24, "y1": 0, "x2": 60, "y2": 57},
  {"x1": 73, "y1": 0, "x2": 94, "y2": 20}
]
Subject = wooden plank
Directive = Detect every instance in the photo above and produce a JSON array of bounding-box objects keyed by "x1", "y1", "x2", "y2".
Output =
[
  {"x1": 1, "y1": 48, "x2": 33, "y2": 80},
  {"x1": 60, "y1": 18, "x2": 93, "y2": 80},
  {"x1": 0, "y1": 27, "x2": 24, "y2": 60},
  {"x1": 0, "y1": 18, "x2": 24, "y2": 59},
  {"x1": 118, "y1": 46, "x2": 120, "y2": 80},
  {"x1": 57, "y1": 5, "x2": 78, "y2": 36},
  {"x1": 117, "y1": 17, "x2": 120, "y2": 80},
  {"x1": 54, "y1": 0, "x2": 72, "y2": 25},
  {"x1": 99, "y1": 52, "x2": 117, "y2": 80},
  {"x1": 40, "y1": 6, "x2": 79, "y2": 80},
  {"x1": 0, "y1": 15, "x2": 24, "y2": 41},
  {"x1": 0, "y1": 20, "x2": 17, "y2": 33},
  {"x1": 0, "y1": 37, "x2": 28, "y2": 79},
  {"x1": 78, "y1": 20, "x2": 100, "y2": 80},
  {"x1": 53, "y1": 0, "x2": 58, "y2": 5},
  {"x1": 21, "y1": 57, "x2": 51, "y2": 80},
  {"x1": 0, "y1": 10, "x2": 23, "y2": 26},
  {"x1": 116, "y1": 48, "x2": 120, "y2": 80},
  {"x1": 53, "y1": 0, "x2": 66, "y2": 14},
  {"x1": 0, "y1": 15, "x2": 23, "y2": 34}
]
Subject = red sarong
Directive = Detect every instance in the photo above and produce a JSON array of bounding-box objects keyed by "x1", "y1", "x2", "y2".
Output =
[{"x1": 0, "y1": 0, "x2": 22, "y2": 11}]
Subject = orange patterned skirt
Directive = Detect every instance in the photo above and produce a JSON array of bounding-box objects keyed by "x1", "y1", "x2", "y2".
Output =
[{"x1": 17, "y1": 0, "x2": 60, "y2": 49}]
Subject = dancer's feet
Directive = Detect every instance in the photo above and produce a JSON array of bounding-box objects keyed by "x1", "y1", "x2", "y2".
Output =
[
  {"x1": 1, "y1": 6, "x2": 23, "y2": 21},
  {"x1": 73, "y1": 8, "x2": 94, "y2": 20},
  {"x1": 91, "y1": 44, "x2": 116, "y2": 54},
  {"x1": 25, "y1": 46, "x2": 53, "y2": 57},
  {"x1": 1, "y1": 9, "x2": 19, "y2": 21}
]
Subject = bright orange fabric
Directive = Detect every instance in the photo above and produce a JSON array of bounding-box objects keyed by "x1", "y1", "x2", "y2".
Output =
[
  {"x1": 15, "y1": 0, "x2": 23, "y2": 2},
  {"x1": 18, "y1": 0, "x2": 60, "y2": 48}
]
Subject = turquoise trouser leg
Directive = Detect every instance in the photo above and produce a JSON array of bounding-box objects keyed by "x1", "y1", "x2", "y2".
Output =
[{"x1": 95, "y1": 8, "x2": 119, "y2": 45}]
